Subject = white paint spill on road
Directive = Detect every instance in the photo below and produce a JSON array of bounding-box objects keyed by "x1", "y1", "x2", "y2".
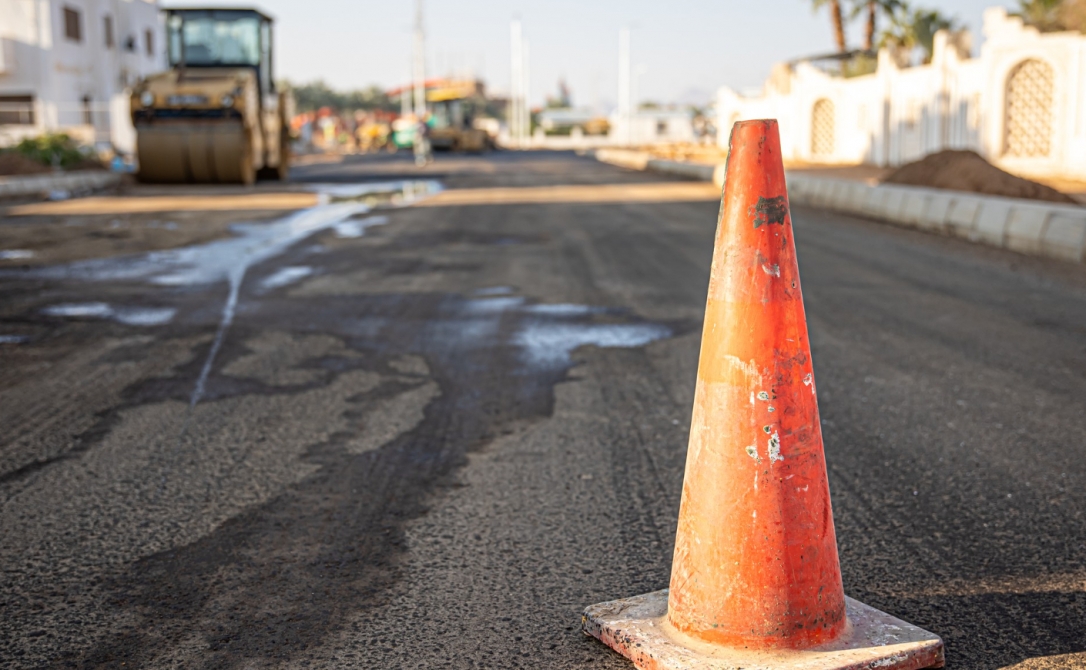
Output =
[
  {"x1": 0, "y1": 249, "x2": 35, "y2": 260},
  {"x1": 427, "y1": 318, "x2": 501, "y2": 346},
  {"x1": 0, "y1": 334, "x2": 28, "y2": 344},
  {"x1": 42, "y1": 302, "x2": 176, "y2": 326},
  {"x1": 260, "y1": 266, "x2": 313, "y2": 291},
  {"x1": 151, "y1": 203, "x2": 369, "y2": 289},
  {"x1": 113, "y1": 307, "x2": 177, "y2": 326},
  {"x1": 464, "y1": 296, "x2": 524, "y2": 314},
  {"x1": 473, "y1": 286, "x2": 515, "y2": 296},
  {"x1": 315, "y1": 180, "x2": 441, "y2": 203},
  {"x1": 15, "y1": 180, "x2": 440, "y2": 410},
  {"x1": 425, "y1": 296, "x2": 672, "y2": 369},
  {"x1": 514, "y1": 322, "x2": 670, "y2": 367},
  {"x1": 524, "y1": 303, "x2": 597, "y2": 316},
  {"x1": 20, "y1": 181, "x2": 439, "y2": 290},
  {"x1": 182, "y1": 181, "x2": 438, "y2": 407},
  {"x1": 43, "y1": 302, "x2": 113, "y2": 318},
  {"x1": 185, "y1": 202, "x2": 372, "y2": 408},
  {"x1": 334, "y1": 215, "x2": 389, "y2": 238}
]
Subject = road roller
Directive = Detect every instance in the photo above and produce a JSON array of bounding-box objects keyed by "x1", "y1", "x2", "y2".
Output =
[
  {"x1": 130, "y1": 7, "x2": 291, "y2": 184},
  {"x1": 427, "y1": 80, "x2": 492, "y2": 152}
]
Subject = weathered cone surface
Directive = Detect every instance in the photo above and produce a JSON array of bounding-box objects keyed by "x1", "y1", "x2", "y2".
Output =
[{"x1": 666, "y1": 119, "x2": 846, "y2": 649}]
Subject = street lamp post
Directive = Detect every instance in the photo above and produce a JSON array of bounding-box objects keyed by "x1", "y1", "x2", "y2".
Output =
[{"x1": 618, "y1": 27, "x2": 630, "y2": 146}]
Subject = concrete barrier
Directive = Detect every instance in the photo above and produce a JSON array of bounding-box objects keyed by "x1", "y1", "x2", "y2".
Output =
[
  {"x1": 0, "y1": 170, "x2": 121, "y2": 199},
  {"x1": 786, "y1": 173, "x2": 1086, "y2": 264}
]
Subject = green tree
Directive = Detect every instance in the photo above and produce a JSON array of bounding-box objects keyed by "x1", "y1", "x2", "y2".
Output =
[
  {"x1": 810, "y1": 0, "x2": 849, "y2": 52},
  {"x1": 285, "y1": 80, "x2": 396, "y2": 114},
  {"x1": 879, "y1": 4, "x2": 958, "y2": 63},
  {"x1": 344, "y1": 85, "x2": 396, "y2": 112}
]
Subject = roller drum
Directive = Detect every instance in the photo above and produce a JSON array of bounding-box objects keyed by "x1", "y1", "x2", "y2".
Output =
[{"x1": 136, "y1": 122, "x2": 254, "y2": 185}]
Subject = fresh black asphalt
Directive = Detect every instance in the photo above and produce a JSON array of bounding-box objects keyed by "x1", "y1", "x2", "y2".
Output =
[{"x1": 1, "y1": 151, "x2": 1084, "y2": 669}]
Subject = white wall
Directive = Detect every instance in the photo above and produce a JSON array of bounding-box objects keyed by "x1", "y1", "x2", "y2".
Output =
[
  {"x1": 609, "y1": 110, "x2": 695, "y2": 146},
  {"x1": 0, "y1": 0, "x2": 164, "y2": 150},
  {"x1": 717, "y1": 7, "x2": 1086, "y2": 180}
]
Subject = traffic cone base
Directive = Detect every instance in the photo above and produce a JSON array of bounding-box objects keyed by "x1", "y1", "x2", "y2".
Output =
[{"x1": 583, "y1": 590, "x2": 945, "y2": 670}]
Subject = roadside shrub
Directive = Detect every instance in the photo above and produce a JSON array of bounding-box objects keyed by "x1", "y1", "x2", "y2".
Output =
[{"x1": 12, "y1": 133, "x2": 90, "y2": 169}]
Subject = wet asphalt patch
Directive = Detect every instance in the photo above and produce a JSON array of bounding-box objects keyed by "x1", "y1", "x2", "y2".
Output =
[
  {"x1": 61, "y1": 295, "x2": 680, "y2": 669},
  {"x1": 0, "y1": 190, "x2": 685, "y2": 668}
]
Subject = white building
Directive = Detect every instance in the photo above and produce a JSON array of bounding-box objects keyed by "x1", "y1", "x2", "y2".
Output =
[
  {"x1": 0, "y1": 0, "x2": 165, "y2": 151},
  {"x1": 717, "y1": 7, "x2": 1086, "y2": 180},
  {"x1": 610, "y1": 109, "x2": 695, "y2": 146}
]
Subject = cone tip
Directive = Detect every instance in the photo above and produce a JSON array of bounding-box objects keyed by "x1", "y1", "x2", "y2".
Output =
[{"x1": 729, "y1": 118, "x2": 780, "y2": 144}]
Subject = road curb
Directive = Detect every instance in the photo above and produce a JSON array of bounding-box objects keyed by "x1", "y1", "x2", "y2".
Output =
[
  {"x1": 787, "y1": 174, "x2": 1086, "y2": 264},
  {"x1": 0, "y1": 170, "x2": 122, "y2": 199},
  {"x1": 593, "y1": 149, "x2": 727, "y2": 187},
  {"x1": 591, "y1": 149, "x2": 1086, "y2": 264}
]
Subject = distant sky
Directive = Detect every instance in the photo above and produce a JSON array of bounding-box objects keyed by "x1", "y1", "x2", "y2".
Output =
[{"x1": 166, "y1": 0, "x2": 1019, "y2": 108}]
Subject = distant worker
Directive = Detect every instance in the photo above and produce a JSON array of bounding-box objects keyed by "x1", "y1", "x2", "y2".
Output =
[
  {"x1": 414, "y1": 115, "x2": 433, "y2": 167},
  {"x1": 357, "y1": 115, "x2": 390, "y2": 154}
]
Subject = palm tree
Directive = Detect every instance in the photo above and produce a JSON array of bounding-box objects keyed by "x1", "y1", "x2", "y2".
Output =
[
  {"x1": 811, "y1": 0, "x2": 849, "y2": 52},
  {"x1": 850, "y1": 0, "x2": 903, "y2": 50},
  {"x1": 879, "y1": 4, "x2": 958, "y2": 63}
]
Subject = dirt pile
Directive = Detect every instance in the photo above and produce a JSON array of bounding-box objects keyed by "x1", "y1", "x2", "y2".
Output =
[
  {"x1": 0, "y1": 151, "x2": 54, "y2": 177},
  {"x1": 881, "y1": 150, "x2": 1078, "y2": 205}
]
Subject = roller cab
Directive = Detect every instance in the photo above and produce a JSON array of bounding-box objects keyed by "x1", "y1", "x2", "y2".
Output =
[{"x1": 131, "y1": 8, "x2": 291, "y2": 184}]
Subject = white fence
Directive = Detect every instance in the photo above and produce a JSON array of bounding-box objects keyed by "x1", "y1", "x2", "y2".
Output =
[{"x1": 718, "y1": 7, "x2": 1086, "y2": 180}]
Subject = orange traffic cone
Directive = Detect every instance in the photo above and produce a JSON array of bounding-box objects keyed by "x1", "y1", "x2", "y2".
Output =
[{"x1": 583, "y1": 120, "x2": 945, "y2": 669}]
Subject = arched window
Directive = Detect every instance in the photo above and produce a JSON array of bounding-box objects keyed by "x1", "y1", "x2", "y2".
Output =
[
  {"x1": 1004, "y1": 59, "x2": 1054, "y2": 157},
  {"x1": 811, "y1": 99, "x2": 835, "y2": 156}
]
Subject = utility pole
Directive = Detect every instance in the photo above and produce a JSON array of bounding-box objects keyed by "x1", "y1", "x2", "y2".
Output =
[
  {"x1": 510, "y1": 19, "x2": 531, "y2": 147},
  {"x1": 618, "y1": 27, "x2": 631, "y2": 146},
  {"x1": 413, "y1": 0, "x2": 426, "y2": 118},
  {"x1": 633, "y1": 64, "x2": 647, "y2": 120},
  {"x1": 510, "y1": 19, "x2": 523, "y2": 144},
  {"x1": 522, "y1": 38, "x2": 530, "y2": 144}
]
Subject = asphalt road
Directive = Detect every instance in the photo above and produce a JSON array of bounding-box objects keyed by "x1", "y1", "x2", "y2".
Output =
[{"x1": 1, "y1": 151, "x2": 1084, "y2": 669}]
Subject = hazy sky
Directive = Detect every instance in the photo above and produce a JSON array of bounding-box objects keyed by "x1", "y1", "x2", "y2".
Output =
[{"x1": 167, "y1": 0, "x2": 1019, "y2": 108}]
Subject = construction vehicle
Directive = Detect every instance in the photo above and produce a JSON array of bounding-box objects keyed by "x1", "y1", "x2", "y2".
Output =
[
  {"x1": 427, "y1": 80, "x2": 492, "y2": 152},
  {"x1": 130, "y1": 7, "x2": 291, "y2": 184},
  {"x1": 388, "y1": 79, "x2": 494, "y2": 153}
]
